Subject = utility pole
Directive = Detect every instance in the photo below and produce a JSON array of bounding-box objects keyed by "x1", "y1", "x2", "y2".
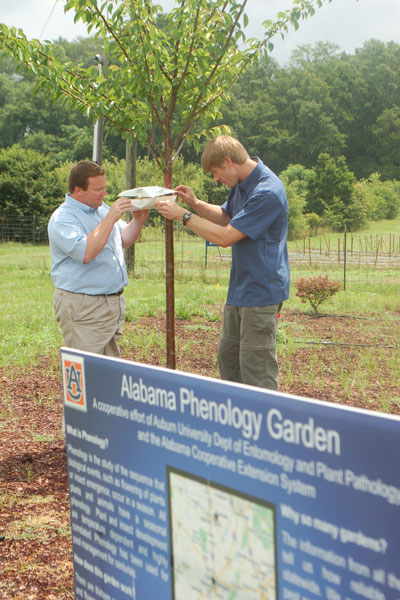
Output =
[{"x1": 92, "y1": 54, "x2": 104, "y2": 164}]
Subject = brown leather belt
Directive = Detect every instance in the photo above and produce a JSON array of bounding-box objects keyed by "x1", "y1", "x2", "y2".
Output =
[{"x1": 107, "y1": 289, "x2": 124, "y2": 296}]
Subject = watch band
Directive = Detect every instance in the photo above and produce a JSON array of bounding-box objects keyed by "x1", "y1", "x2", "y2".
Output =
[{"x1": 182, "y1": 211, "x2": 192, "y2": 227}]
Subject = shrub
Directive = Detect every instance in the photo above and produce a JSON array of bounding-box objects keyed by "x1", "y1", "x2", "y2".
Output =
[
  {"x1": 0, "y1": 145, "x2": 64, "y2": 218},
  {"x1": 305, "y1": 212, "x2": 322, "y2": 236},
  {"x1": 295, "y1": 275, "x2": 341, "y2": 314},
  {"x1": 306, "y1": 153, "x2": 354, "y2": 216},
  {"x1": 280, "y1": 164, "x2": 311, "y2": 240},
  {"x1": 360, "y1": 173, "x2": 400, "y2": 221}
]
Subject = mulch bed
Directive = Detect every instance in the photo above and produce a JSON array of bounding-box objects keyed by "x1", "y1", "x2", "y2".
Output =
[{"x1": 1, "y1": 309, "x2": 399, "y2": 598}]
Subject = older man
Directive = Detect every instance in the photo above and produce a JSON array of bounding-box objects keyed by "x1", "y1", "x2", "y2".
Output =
[{"x1": 48, "y1": 160, "x2": 148, "y2": 356}]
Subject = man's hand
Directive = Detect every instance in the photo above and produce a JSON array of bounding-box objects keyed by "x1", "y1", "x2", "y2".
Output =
[
  {"x1": 84, "y1": 198, "x2": 140, "y2": 262},
  {"x1": 108, "y1": 197, "x2": 134, "y2": 222},
  {"x1": 130, "y1": 209, "x2": 150, "y2": 226},
  {"x1": 156, "y1": 198, "x2": 186, "y2": 222},
  {"x1": 174, "y1": 185, "x2": 197, "y2": 208}
]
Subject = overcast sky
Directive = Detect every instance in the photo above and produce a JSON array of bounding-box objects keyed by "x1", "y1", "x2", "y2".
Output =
[{"x1": 2, "y1": 0, "x2": 399, "y2": 64}]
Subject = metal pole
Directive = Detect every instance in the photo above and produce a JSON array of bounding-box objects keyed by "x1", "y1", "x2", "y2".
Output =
[
  {"x1": 125, "y1": 139, "x2": 137, "y2": 274},
  {"x1": 93, "y1": 116, "x2": 104, "y2": 165},
  {"x1": 92, "y1": 55, "x2": 104, "y2": 165},
  {"x1": 343, "y1": 225, "x2": 347, "y2": 291}
]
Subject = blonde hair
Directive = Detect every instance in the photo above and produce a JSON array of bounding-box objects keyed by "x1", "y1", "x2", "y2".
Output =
[{"x1": 201, "y1": 135, "x2": 250, "y2": 172}]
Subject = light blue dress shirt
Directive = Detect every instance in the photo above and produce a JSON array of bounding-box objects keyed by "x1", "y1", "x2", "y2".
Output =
[{"x1": 48, "y1": 194, "x2": 128, "y2": 295}]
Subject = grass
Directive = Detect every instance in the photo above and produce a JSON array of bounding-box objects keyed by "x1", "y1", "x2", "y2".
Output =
[
  {"x1": 0, "y1": 244, "x2": 60, "y2": 366},
  {"x1": 1, "y1": 237, "x2": 400, "y2": 368},
  {"x1": 0, "y1": 240, "x2": 230, "y2": 367},
  {"x1": 1, "y1": 238, "x2": 400, "y2": 419}
]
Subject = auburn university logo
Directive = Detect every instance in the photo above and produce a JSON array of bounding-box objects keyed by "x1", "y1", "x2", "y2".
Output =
[{"x1": 62, "y1": 353, "x2": 87, "y2": 412}]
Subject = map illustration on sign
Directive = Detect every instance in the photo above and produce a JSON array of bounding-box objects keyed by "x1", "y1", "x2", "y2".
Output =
[{"x1": 168, "y1": 467, "x2": 278, "y2": 599}]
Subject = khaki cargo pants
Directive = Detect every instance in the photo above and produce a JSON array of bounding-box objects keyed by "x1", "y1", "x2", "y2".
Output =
[{"x1": 218, "y1": 304, "x2": 280, "y2": 391}]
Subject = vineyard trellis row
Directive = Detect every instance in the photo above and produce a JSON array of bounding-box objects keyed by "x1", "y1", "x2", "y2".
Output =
[{"x1": 1, "y1": 217, "x2": 400, "y2": 290}]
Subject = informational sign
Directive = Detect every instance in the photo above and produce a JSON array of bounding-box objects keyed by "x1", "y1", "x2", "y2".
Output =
[{"x1": 62, "y1": 348, "x2": 400, "y2": 600}]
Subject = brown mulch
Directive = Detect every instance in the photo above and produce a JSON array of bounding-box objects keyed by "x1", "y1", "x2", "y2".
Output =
[{"x1": 1, "y1": 309, "x2": 399, "y2": 599}]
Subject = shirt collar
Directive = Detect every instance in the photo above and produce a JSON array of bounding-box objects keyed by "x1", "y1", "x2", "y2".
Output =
[
  {"x1": 65, "y1": 193, "x2": 98, "y2": 214},
  {"x1": 237, "y1": 157, "x2": 264, "y2": 194}
]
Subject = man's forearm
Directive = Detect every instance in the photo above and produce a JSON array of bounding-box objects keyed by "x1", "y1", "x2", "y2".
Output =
[
  {"x1": 156, "y1": 197, "x2": 243, "y2": 246},
  {"x1": 84, "y1": 197, "x2": 137, "y2": 262},
  {"x1": 84, "y1": 214, "x2": 116, "y2": 263},
  {"x1": 184, "y1": 214, "x2": 245, "y2": 247},
  {"x1": 191, "y1": 198, "x2": 229, "y2": 226},
  {"x1": 121, "y1": 218, "x2": 144, "y2": 248}
]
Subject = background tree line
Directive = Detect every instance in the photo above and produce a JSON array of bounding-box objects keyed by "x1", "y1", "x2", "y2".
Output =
[{"x1": 0, "y1": 35, "x2": 399, "y2": 236}]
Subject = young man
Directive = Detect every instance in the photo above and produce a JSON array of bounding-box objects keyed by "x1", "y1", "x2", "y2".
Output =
[
  {"x1": 156, "y1": 135, "x2": 290, "y2": 390},
  {"x1": 48, "y1": 160, "x2": 148, "y2": 357}
]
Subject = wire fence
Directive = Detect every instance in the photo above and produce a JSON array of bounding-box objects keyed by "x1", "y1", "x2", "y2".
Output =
[
  {"x1": 0, "y1": 216, "x2": 49, "y2": 244},
  {"x1": 1, "y1": 216, "x2": 400, "y2": 292},
  {"x1": 288, "y1": 232, "x2": 400, "y2": 292}
]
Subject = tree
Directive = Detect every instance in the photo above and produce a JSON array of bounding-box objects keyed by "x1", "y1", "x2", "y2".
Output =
[
  {"x1": 279, "y1": 163, "x2": 312, "y2": 239},
  {"x1": 0, "y1": 0, "x2": 333, "y2": 367},
  {"x1": 220, "y1": 41, "x2": 348, "y2": 172},
  {"x1": 371, "y1": 107, "x2": 400, "y2": 180},
  {"x1": 306, "y1": 153, "x2": 354, "y2": 215},
  {"x1": 306, "y1": 153, "x2": 369, "y2": 231},
  {"x1": 0, "y1": 145, "x2": 63, "y2": 218},
  {"x1": 359, "y1": 173, "x2": 400, "y2": 222},
  {"x1": 218, "y1": 39, "x2": 400, "y2": 180},
  {"x1": 0, "y1": 52, "x2": 97, "y2": 159},
  {"x1": 344, "y1": 40, "x2": 400, "y2": 178}
]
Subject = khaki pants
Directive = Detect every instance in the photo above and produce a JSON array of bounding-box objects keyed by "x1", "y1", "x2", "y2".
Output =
[
  {"x1": 54, "y1": 289, "x2": 126, "y2": 357},
  {"x1": 54, "y1": 289, "x2": 126, "y2": 441},
  {"x1": 218, "y1": 304, "x2": 280, "y2": 391}
]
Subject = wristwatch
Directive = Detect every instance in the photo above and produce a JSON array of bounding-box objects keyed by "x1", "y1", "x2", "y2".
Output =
[{"x1": 182, "y1": 211, "x2": 192, "y2": 227}]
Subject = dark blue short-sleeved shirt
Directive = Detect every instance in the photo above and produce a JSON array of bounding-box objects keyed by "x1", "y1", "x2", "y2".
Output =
[{"x1": 221, "y1": 158, "x2": 290, "y2": 306}]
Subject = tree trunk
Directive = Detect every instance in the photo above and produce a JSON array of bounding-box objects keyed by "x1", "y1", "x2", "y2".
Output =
[
  {"x1": 125, "y1": 139, "x2": 137, "y2": 274},
  {"x1": 164, "y1": 167, "x2": 175, "y2": 370}
]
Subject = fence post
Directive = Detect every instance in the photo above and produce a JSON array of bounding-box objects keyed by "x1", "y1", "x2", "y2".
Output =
[
  {"x1": 374, "y1": 237, "x2": 382, "y2": 267},
  {"x1": 343, "y1": 226, "x2": 347, "y2": 291}
]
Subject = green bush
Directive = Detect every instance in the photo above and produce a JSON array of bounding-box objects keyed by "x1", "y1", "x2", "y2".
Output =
[
  {"x1": 0, "y1": 145, "x2": 64, "y2": 218},
  {"x1": 280, "y1": 164, "x2": 312, "y2": 240},
  {"x1": 305, "y1": 212, "x2": 322, "y2": 236},
  {"x1": 306, "y1": 153, "x2": 354, "y2": 217},
  {"x1": 360, "y1": 173, "x2": 400, "y2": 221}
]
